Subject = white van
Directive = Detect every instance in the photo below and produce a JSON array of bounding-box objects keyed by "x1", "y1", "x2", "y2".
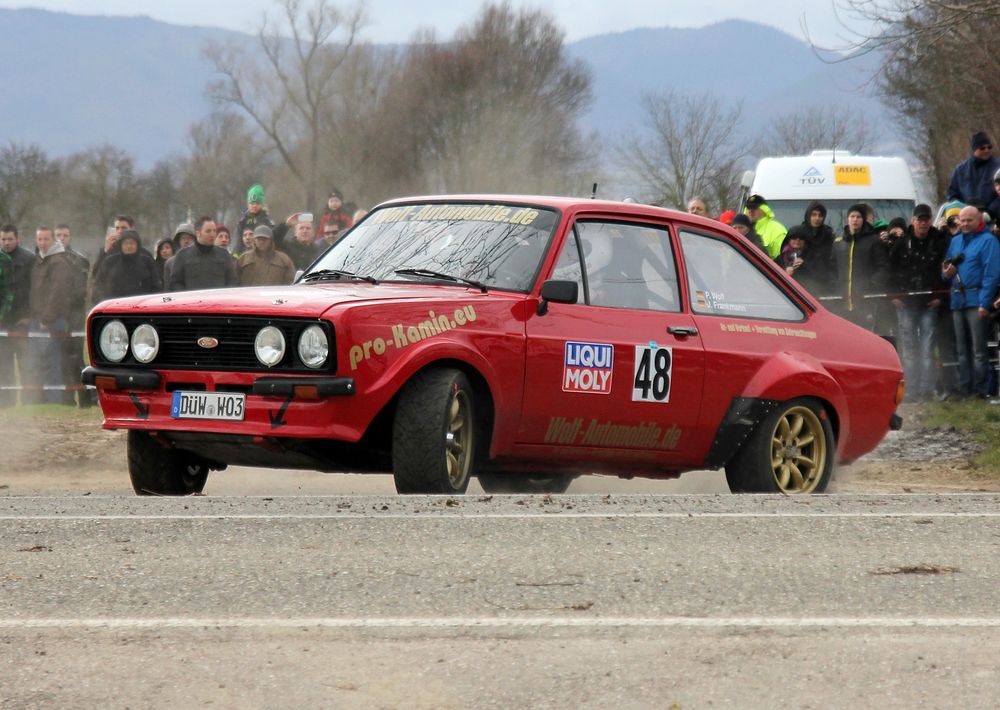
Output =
[{"x1": 742, "y1": 151, "x2": 919, "y2": 231}]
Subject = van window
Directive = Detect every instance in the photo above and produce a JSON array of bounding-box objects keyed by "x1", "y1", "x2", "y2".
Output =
[{"x1": 763, "y1": 199, "x2": 915, "y2": 234}]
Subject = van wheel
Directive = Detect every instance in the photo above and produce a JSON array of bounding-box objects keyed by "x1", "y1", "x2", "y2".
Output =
[
  {"x1": 127, "y1": 430, "x2": 209, "y2": 496},
  {"x1": 478, "y1": 473, "x2": 574, "y2": 494},
  {"x1": 725, "y1": 398, "x2": 834, "y2": 494},
  {"x1": 392, "y1": 368, "x2": 475, "y2": 494}
]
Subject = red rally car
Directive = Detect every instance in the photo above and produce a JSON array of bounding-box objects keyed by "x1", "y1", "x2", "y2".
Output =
[{"x1": 83, "y1": 196, "x2": 904, "y2": 496}]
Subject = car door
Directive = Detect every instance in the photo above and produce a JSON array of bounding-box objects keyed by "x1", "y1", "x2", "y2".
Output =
[
  {"x1": 518, "y1": 218, "x2": 705, "y2": 464},
  {"x1": 677, "y1": 228, "x2": 811, "y2": 432}
]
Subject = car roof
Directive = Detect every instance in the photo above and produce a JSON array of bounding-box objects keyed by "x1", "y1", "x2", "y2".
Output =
[{"x1": 373, "y1": 194, "x2": 728, "y2": 231}]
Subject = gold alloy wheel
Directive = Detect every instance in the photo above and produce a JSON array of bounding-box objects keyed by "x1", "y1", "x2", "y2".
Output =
[
  {"x1": 445, "y1": 390, "x2": 472, "y2": 488},
  {"x1": 769, "y1": 405, "x2": 827, "y2": 493}
]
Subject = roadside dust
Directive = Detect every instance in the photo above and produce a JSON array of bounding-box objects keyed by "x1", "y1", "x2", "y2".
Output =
[{"x1": 2, "y1": 403, "x2": 998, "y2": 495}]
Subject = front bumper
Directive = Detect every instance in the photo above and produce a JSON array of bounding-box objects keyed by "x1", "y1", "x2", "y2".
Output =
[{"x1": 82, "y1": 366, "x2": 359, "y2": 440}]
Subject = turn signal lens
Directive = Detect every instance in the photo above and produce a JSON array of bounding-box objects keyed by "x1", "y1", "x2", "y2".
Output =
[{"x1": 895, "y1": 379, "x2": 905, "y2": 405}]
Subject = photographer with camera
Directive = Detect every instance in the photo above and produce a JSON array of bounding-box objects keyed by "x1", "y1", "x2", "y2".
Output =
[
  {"x1": 942, "y1": 204, "x2": 1000, "y2": 399},
  {"x1": 888, "y1": 204, "x2": 948, "y2": 401}
]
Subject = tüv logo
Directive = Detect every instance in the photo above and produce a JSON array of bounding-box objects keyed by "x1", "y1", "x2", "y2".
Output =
[{"x1": 800, "y1": 166, "x2": 826, "y2": 185}]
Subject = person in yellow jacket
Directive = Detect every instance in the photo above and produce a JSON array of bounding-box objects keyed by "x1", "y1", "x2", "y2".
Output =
[{"x1": 745, "y1": 194, "x2": 787, "y2": 259}]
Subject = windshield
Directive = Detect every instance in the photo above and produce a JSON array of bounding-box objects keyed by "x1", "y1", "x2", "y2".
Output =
[
  {"x1": 307, "y1": 202, "x2": 559, "y2": 292},
  {"x1": 764, "y1": 199, "x2": 916, "y2": 233}
]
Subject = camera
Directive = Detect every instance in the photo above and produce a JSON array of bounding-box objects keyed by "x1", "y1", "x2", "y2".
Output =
[{"x1": 943, "y1": 253, "x2": 965, "y2": 267}]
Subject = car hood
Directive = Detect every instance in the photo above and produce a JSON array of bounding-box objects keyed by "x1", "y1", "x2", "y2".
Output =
[{"x1": 92, "y1": 283, "x2": 515, "y2": 319}]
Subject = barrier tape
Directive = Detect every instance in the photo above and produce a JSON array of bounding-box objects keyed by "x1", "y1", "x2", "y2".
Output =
[
  {"x1": 0, "y1": 384, "x2": 94, "y2": 392},
  {"x1": 816, "y1": 288, "x2": 952, "y2": 302},
  {"x1": 0, "y1": 330, "x2": 86, "y2": 339}
]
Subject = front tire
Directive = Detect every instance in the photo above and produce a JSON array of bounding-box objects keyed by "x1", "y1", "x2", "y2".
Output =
[
  {"x1": 725, "y1": 398, "x2": 834, "y2": 494},
  {"x1": 127, "y1": 430, "x2": 209, "y2": 496},
  {"x1": 392, "y1": 368, "x2": 476, "y2": 494}
]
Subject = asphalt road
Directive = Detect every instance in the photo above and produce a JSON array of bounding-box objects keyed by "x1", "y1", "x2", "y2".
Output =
[{"x1": 1, "y1": 493, "x2": 999, "y2": 708}]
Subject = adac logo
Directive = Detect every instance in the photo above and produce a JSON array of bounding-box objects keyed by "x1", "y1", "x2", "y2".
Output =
[
  {"x1": 800, "y1": 166, "x2": 826, "y2": 186},
  {"x1": 563, "y1": 341, "x2": 614, "y2": 394}
]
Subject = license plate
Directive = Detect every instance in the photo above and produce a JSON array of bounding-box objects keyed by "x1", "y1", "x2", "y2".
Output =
[{"x1": 171, "y1": 391, "x2": 246, "y2": 421}]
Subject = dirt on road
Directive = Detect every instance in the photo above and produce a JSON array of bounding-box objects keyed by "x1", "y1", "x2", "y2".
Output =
[{"x1": 3, "y1": 403, "x2": 998, "y2": 495}]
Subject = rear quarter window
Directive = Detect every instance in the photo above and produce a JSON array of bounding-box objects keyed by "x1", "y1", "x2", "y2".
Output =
[{"x1": 680, "y1": 230, "x2": 803, "y2": 321}]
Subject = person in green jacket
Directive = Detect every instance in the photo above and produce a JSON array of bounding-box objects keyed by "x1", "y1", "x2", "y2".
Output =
[{"x1": 745, "y1": 194, "x2": 787, "y2": 259}]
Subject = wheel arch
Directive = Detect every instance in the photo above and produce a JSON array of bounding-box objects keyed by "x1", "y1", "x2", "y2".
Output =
[
  {"x1": 704, "y1": 351, "x2": 846, "y2": 468},
  {"x1": 360, "y1": 357, "x2": 497, "y2": 464}
]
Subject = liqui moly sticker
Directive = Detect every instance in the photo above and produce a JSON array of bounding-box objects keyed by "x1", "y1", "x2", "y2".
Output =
[{"x1": 563, "y1": 341, "x2": 614, "y2": 394}]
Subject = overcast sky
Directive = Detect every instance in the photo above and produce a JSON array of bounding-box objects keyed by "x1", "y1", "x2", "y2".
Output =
[{"x1": 0, "y1": 0, "x2": 872, "y2": 47}]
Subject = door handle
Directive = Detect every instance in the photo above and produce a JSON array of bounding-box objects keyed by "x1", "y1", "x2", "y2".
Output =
[{"x1": 668, "y1": 326, "x2": 698, "y2": 336}]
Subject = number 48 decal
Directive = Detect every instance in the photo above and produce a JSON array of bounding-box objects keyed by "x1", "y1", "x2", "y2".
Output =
[{"x1": 632, "y1": 345, "x2": 672, "y2": 402}]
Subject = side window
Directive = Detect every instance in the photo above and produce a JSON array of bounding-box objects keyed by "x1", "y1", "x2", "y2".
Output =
[
  {"x1": 680, "y1": 230, "x2": 803, "y2": 321},
  {"x1": 574, "y1": 221, "x2": 680, "y2": 312}
]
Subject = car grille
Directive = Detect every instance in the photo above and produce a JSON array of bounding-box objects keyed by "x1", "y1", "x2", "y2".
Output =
[{"x1": 89, "y1": 315, "x2": 336, "y2": 374}]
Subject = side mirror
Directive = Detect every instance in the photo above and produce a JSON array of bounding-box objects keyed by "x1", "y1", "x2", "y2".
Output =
[{"x1": 537, "y1": 279, "x2": 578, "y2": 315}]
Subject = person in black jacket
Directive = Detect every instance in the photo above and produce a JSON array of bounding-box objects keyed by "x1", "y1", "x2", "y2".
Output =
[
  {"x1": 833, "y1": 203, "x2": 891, "y2": 331},
  {"x1": 796, "y1": 200, "x2": 838, "y2": 296},
  {"x1": 167, "y1": 217, "x2": 237, "y2": 292},
  {"x1": 0, "y1": 224, "x2": 34, "y2": 406},
  {"x1": 93, "y1": 230, "x2": 162, "y2": 302},
  {"x1": 887, "y1": 203, "x2": 948, "y2": 400}
]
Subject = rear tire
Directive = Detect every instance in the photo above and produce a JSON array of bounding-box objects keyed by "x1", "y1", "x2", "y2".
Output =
[
  {"x1": 127, "y1": 430, "x2": 209, "y2": 496},
  {"x1": 392, "y1": 368, "x2": 476, "y2": 494},
  {"x1": 725, "y1": 398, "x2": 834, "y2": 494},
  {"x1": 478, "y1": 473, "x2": 574, "y2": 494}
]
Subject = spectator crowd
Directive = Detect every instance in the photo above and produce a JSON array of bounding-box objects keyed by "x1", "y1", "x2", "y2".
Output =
[
  {"x1": 0, "y1": 184, "x2": 365, "y2": 406},
  {"x1": 692, "y1": 130, "x2": 1000, "y2": 402},
  {"x1": 6, "y1": 134, "x2": 1000, "y2": 408}
]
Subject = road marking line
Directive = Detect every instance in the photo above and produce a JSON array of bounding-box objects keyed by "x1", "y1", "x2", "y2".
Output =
[
  {"x1": 0, "y1": 512, "x2": 999, "y2": 521},
  {"x1": 3, "y1": 617, "x2": 1000, "y2": 630}
]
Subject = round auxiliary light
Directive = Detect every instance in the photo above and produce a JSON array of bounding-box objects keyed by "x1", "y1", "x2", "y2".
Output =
[
  {"x1": 255, "y1": 325, "x2": 286, "y2": 367},
  {"x1": 98, "y1": 320, "x2": 129, "y2": 362},
  {"x1": 297, "y1": 325, "x2": 329, "y2": 369},
  {"x1": 130, "y1": 324, "x2": 160, "y2": 364}
]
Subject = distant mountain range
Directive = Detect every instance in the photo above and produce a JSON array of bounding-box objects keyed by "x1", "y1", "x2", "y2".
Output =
[{"x1": 0, "y1": 9, "x2": 893, "y2": 165}]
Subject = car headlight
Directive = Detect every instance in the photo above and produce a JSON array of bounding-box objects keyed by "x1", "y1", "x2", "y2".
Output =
[
  {"x1": 255, "y1": 325, "x2": 286, "y2": 367},
  {"x1": 98, "y1": 320, "x2": 129, "y2": 362},
  {"x1": 130, "y1": 324, "x2": 159, "y2": 364},
  {"x1": 297, "y1": 325, "x2": 329, "y2": 369}
]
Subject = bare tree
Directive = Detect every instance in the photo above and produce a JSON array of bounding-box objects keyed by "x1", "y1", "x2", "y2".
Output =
[
  {"x1": 620, "y1": 91, "x2": 751, "y2": 212},
  {"x1": 205, "y1": 0, "x2": 365, "y2": 209},
  {"x1": 63, "y1": 144, "x2": 145, "y2": 236},
  {"x1": 0, "y1": 142, "x2": 58, "y2": 226},
  {"x1": 177, "y1": 111, "x2": 270, "y2": 224},
  {"x1": 139, "y1": 160, "x2": 184, "y2": 240},
  {"x1": 829, "y1": 1, "x2": 1000, "y2": 196},
  {"x1": 388, "y1": 3, "x2": 594, "y2": 196},
  {"x1": 759, "y1": 106, "x2": 878, "y2": 157}
]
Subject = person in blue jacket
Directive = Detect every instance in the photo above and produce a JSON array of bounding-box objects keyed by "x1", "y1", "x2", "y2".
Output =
[
  {"x1": 942, "y1": 204, "x2": 1000, "y2": 398},
  {"x1": 946, "y1": 131, "x2": 1000, "y2": 207}
]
